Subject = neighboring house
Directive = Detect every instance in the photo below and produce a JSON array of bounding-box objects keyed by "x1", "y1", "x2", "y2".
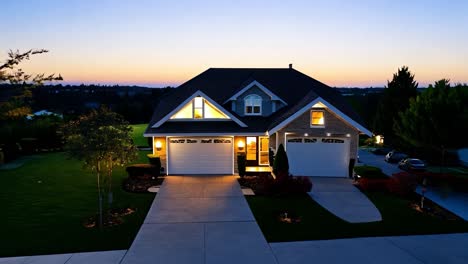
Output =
[{"x1": 144, "y1": 66, "x2": 372, "y2": 177}]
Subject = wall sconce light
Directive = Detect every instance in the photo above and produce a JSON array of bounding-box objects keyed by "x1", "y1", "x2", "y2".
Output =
[
  {"x1": 237, "y1": 140, "x2": 245, "y2": 151},
  {"x1": 304, "y1": 133, "x2": 309, "y2": 137},
  {"x1": 326, "y1": 133, "x2": 331, "y2": 137},
  {"x1": 346, "y1": 133, "x2": 351, "y2": 137},
  {"x1": 155, "y1": 141, "x2": 162, "y2": 151}
]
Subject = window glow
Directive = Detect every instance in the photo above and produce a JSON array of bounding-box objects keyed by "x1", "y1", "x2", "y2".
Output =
[
  {"x1": 311, "y1": 111, "x2": 324, "y2": 126},
  {"x1": 170, "y1": 97, "x2": 229, "y2": 120}
]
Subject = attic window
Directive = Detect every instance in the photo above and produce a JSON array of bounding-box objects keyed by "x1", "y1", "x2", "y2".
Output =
[
  {"x1": 170, "y1": 97, "x2": 229, "y2": 120},
  {"x1": 310, "y1": 110, "x2": 325, "y2": 127},
  {"x1": 244, "y1": 94, "x2": 262, "y2": 115}
]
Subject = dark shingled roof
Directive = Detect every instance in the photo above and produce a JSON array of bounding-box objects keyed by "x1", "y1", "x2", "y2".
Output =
[{"x1": 145, "y1": 68, "x2": 366, "y2": 134}]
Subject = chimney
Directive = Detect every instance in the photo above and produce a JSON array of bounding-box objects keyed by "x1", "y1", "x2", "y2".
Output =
[{"x1": 289, "y1": 63, "x2": 293, "y2": 69}]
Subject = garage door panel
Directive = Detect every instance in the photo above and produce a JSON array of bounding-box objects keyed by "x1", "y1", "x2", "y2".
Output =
[
  {"x1": 287, "y1": 137, "x2": 349, "y2": 177},
  {"x1": 168, "y1": 137, "x2": 233, "y2": 174}
]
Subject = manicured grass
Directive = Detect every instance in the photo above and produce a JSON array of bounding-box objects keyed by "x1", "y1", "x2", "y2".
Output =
[
  {"x1": 246, "y1": 193, "x2": 468, "y2": 242},
  {"x1": 131, "y1": 124, "x2": 149, "y2": 147},
  {"x1": 0, "y1": 151, "x2": 155, "y2": 257}
]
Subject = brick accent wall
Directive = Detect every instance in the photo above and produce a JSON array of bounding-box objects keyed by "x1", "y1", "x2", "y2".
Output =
[{"x1": 276, "y1": 108, "x2": 360, "y2": 159}]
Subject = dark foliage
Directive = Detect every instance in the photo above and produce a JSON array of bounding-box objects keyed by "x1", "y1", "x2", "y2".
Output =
[
  {"x1": 147, "y1": 155, "x2": 161, "y2": 176},
  {"x1": 273, "y1": 144, "x2": 289, "y2": 175},
  {"x1": 373, "y1": 66, "x2": 418, "y2": 145},
  {"x1": 125, "y1": 164, "x2": 159, "y2": 179},
  {"x1": 237, "y1": 153, "x2": 246, "y2": 177}
]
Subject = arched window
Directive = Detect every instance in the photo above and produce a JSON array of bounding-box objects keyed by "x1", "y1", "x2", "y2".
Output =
[{"x1": 244, "y1": 94, "x2": 262, "y2": 115}]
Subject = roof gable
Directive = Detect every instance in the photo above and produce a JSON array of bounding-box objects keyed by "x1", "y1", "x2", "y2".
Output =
[
  {"x1": 152, "y1": 90, "x2": 247, "y2": 128},
  {"x1": 223, "y1": 80, "x2": 287, "y2": 105},
  {"x1": 268, "y1": 96, "x2": 372, "y2": 136}
]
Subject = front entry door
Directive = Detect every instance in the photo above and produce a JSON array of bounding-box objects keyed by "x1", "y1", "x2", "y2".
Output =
[{"x1": 246, "y1": 136, "x2": 258, "y2": 166}]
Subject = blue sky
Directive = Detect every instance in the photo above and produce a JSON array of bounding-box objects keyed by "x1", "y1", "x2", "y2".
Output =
[{"x1": 1, "y1": 0, "x2": 467, "y2": 87}]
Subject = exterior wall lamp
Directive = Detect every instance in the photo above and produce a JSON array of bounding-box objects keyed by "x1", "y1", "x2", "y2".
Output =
[
  {"x1": 155, "y1": 141, "x2": 162, "y2": 151},
  {"x1": 237, "y1": 140, "x2": 245, "y2": 151}
]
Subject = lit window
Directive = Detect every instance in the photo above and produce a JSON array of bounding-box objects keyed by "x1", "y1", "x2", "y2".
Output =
[
  {"x1": 245, "y1": 94, "x2": 262, "y2": 115},
  {"x1": 170, "y1": 96, "x2": 229, "y2": 120},
  {"x1": 311, "y1": 111, "x2": 324, "y2": 126}
]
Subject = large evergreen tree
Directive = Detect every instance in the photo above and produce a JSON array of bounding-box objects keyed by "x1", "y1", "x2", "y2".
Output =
[
  {"x1": 373, "y1": 66, "x2": 418, "y2": 145},
  {"x1": 394, "y1": 80, "x2": 468, "y2": 153}
]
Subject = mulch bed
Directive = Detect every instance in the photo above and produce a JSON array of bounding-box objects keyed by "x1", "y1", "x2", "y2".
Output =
[
  {"x1": 122, "y1": 177, "x2": 164, "y2": 193},
  {"x1": 83, "y1": 207, "x2": 136, "y2": 228}
]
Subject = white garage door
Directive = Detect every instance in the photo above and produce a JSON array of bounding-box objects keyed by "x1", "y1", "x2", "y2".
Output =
[
  {"x1": 168, "y1": 137, "x2": 233, "y2": 175},
  {"x1": 286, "y1": 137, "x2": 349, "y2": 177}
]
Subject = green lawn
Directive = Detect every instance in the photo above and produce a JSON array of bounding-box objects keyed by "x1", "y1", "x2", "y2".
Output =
[
  {"x1": 246, "y1": 193, "x2": 468, "y2": 242},
  {"x1": 131, "y1": 124, "x2": 149, "y2": 147},
  {"x1": 0, "y1": 151, "x2": 155, "y2": 257}
]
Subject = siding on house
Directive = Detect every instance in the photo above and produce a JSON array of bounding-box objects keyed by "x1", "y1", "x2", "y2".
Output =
[
  {"x1": 233, "y1": 85, "x2": 285, "y2": 117},
  {"x1": 275, "y1": 108, "x2": 359, "y2": 159}
]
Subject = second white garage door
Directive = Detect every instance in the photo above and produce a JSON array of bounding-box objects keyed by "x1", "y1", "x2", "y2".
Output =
[
  {"x1": 167, "y1": 137, "x2": 233, "y2": 175},
  {"x1": 286, "y1": 137, "x2": 349, "y2": 177}
]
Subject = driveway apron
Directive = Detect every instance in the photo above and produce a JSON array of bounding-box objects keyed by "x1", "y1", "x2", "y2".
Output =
[
  {"x1": 309, "y1": 177, "x2": 382, "y2": 223},
  {"x1": 121, "y1": 176, "x2": 277, "y2": 264}
]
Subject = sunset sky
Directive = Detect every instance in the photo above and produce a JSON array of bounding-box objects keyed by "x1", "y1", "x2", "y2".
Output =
[{"x1": 2, "y1": 0, "x2": 467, "y2": 87}]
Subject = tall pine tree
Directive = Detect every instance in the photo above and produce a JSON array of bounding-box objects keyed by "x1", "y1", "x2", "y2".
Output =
[{"x1": 373, "y1": 66, "x2": 418, "y2": 145}]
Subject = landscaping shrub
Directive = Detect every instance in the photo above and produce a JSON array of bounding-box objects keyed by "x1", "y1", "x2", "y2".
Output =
[
  {"x1": 125, "y1": 164, "x2": 158, "y2": 179},
  {"x1": 273, "y1": 144, "x2": 289, "y2": 175},
  {"x1": 357, "y1": 178, "x2": 389, "y2": 192},
  {"x1": 387, "y1": 172, "x2": 418, "y2": 197},
  {"x1": 146, "y1": 154, "x2": 161, "y2": 176},
  {"x1": 237, "y1": 153, "x2": 246, "y2": 177},
  {"x1": 354, "y1": 166, "x2": 388, "y2": 179}
]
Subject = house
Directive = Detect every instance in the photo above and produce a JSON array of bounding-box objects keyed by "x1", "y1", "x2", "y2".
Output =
[{"x1": 144, "y1": 66, "x2": 372, "y2": 177}]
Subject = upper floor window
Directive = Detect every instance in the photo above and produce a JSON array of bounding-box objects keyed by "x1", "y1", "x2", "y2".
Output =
[
  {"x1": 170, "y1": 96, "x2": 229, "y2": 119},
  {"x1": 310, "y1": 110, "x2": 325, "y2": 127},
  {"x1": 244, "y1": 94, "x2": 262, "y2": 115}
]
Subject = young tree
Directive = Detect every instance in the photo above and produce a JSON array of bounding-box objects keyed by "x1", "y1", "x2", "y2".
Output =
[
  {"x1": 394, "y1": 80, "x2": 468, "y2": 153},
  {"x1": 63, "y1": 107, "x2": 138, "y2": 228},
  {"x1": 373, "y1": 66, "x2": 418, "y2": 145}
]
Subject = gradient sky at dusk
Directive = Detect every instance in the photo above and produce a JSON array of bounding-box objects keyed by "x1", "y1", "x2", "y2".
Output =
[{"x1": 2, "y1": 0, "x2": 467, "y2": 87}]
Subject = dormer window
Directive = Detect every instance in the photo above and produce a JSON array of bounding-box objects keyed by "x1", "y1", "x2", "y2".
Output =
[{"x1": 244, "y1": 94, "x2": 262, "y2": 115}]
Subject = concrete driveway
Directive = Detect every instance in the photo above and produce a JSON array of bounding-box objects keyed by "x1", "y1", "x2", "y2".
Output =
[
  {"x1": 120, "y1": 176, "x2": 277, "y2": 264},
  {"x1": 309, "y1": 177, "x2": 382, "y2": 223},
  {"x1": 358, "y1": 149, "x2": 402, "y2": 176}
]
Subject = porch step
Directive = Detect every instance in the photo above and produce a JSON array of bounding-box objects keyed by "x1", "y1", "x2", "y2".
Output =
[{"x1": 246, "y1": 166, "x2": 271, "y2": 173}]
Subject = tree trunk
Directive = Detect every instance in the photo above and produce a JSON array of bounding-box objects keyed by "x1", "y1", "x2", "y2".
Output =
[
  {"x1": 108, "y1": 157, "x2": 113, "y2": 205},
  {"x1": 97, "y1": 161, "x2": 103, "y2": 230}
]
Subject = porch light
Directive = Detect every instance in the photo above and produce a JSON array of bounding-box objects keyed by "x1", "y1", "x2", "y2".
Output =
[
  {"x1": 155, "y1": 141, "x2": 162, "y2": 151},
  {"x1": 237, "y1": 140, "x2": 245, "y2": 151}
]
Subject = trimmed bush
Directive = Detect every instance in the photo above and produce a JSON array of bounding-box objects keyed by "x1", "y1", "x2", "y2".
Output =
[
  {"x1": 273, "y1": 144, "x2": 289, "y2": 175},
  {"x1": 146, "y1": 154, "x2": 161, "y2": 176},
  {"x1": 354, "y1": 166, "x2": 388, "y2": 179},
  {"x1": 357, "y1": 178, "x2": 389, "y2": 192},
  {"x1": 126, "y1": 164, "x2": 158, "y2": 179},
  {"x1": 239, "y1": 175, "x2": 312, "y2": 196},
  {"x1": 387, "y1": 172, "x2": 418, "y2": 197},
  {"x1": 237, "y1": 154, "x2": 246, "y2": 177}
]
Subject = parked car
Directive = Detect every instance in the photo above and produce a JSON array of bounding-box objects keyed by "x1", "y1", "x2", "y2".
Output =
[
  {"x1": 398, "y1": 158, "x2": 427, "y2": 171},
  {"x1": 385, "y1": 150, "x2": 408, "y2": 163}
]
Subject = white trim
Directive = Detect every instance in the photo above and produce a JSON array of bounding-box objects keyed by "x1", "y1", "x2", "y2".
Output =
[
  {"x1": 223, "y1": 80, "x2": 287, "y2": 105},
  {"x1": 165, "y1": 136, "x2": 169, "y2": 175},
  {"x1": 268, "y1": 97, "x2": 372, "y2": 136},
  {"x1": 144, "y1": 132, "x2": 267, "y2": 137},
  {"x1": 152, "y1": 90, "x2": 247, "y2": 128}
]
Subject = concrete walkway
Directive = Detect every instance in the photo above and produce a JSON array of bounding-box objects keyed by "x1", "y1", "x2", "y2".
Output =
[
  {"x1": 120, "y1": 176, "x2": 277, "y2": 264},
  {"x1": 0, "y1": 250, "x2": 126, "y2": 264},
  {"x1": 309, "y1": 177, "x2": 382, "y2": 223},
  {"x1": 271, "y1": 233, "x2": 468, "y2": 264},
  {"x1": 359, "y1": 149, "x2": 468, "y2": 221}
]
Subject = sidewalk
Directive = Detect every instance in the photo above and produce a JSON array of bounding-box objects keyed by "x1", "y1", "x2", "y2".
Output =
[
  {"x1": 0, "y1": 250, "x2": 126, "y2": 264},
  {"x1": 271, "y1": 233, "x2": 468, "y2": 264}
]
